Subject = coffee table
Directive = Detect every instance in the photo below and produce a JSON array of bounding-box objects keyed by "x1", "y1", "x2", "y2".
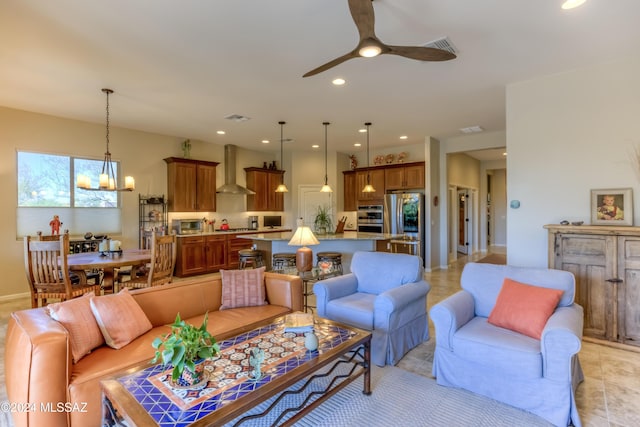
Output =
[{"x1": 101, "y1": 316, "x2": 371, "y2": 427}]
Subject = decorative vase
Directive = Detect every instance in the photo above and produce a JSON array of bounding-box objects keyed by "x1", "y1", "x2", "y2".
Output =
[{"x1": 304, "y1": 331, "x2": 319, "y2": 351}]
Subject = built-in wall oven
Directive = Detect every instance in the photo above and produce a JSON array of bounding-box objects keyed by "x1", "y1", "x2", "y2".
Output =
[{"x1": 357, "y1": 205, "x2": 384, "y2": 233}]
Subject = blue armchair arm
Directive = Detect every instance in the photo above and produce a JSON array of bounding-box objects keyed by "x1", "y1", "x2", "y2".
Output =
[
  {"x1": 313, "y1": 273, "x2": 358, "y2": 317},
  {"x1": 541, "y1": 304, "x2": 584, "y2": 381},
  {"x1": 374, "y1": 280, "x2": 431, "y2": 329},
  {"x1": 429, "y1": 290, "x2": 475, "y2": 351}
]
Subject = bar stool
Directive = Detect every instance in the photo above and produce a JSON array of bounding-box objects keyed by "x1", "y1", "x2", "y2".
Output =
[
  {"x1": 272, "y1": 253, "x2": 296, "y2": 271},
  {"x1": 316, "y1": 252, "x2": 343, "y2": 275},
  {"x1": 238, "y1": 249, "x2": 265, "y2": 269}
]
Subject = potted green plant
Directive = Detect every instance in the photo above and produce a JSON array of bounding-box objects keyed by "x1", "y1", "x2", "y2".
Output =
[
  {"x1": 314, "y1": 205, "x2": 333, "y2": 234},
  {"x1": 151, "y1": 312, "x2": 220, "y2": 385}
]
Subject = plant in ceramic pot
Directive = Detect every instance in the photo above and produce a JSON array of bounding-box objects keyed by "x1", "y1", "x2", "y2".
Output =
[
  {"x1": 314, "y1": 205, "x2": 333, "y2": 235},
  {"x1": 151, "y1": 312, "x2": 220, "y2": 385}
]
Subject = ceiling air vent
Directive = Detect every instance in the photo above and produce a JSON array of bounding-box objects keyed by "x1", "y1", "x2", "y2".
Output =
[
  {"x1": 224, "y1": 114, "x2": 251, "y2": 122},
  {"x1": 423, "y1": 37, "x2": 458, "y2": 55}
]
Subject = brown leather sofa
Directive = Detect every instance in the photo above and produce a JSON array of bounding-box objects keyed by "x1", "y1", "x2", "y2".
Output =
[{"x1": 5, "y1": 272, "x2": 302, "y2": 427}]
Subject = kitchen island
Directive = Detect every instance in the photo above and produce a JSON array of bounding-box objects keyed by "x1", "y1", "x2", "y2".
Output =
[{"x1": 238, "y1": 231, "x2": 397, "y2": 273}]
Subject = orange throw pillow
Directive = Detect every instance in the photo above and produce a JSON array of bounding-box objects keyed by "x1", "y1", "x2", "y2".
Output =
[
  {"x1": 488, "y1": 278, "x2": 564, "y2": 340},
  {"x1": 49, "y1": 292, "x2": 105, "y2": 363},
  {"x1": 220, "y1": 267, "x2": 267, "y2": 310},
  {"x1": 90, "y1": 288, "x2": 153, "y2": 349}
]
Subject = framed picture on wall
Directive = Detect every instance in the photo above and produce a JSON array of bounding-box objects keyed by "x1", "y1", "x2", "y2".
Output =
[{"x1": 591, "y1": 188, "x2": 633, "y2": 226}]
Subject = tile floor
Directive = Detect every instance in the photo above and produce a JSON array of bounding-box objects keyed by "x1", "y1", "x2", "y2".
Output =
[{"x1": 1, "y1": 250, "x2": 640, "y2": 426}]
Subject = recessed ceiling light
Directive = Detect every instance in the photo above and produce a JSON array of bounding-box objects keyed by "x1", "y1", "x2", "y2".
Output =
[
  {"x1": 216, "y1": 130, "x2": 226, "y2": 135},
  {"x1": 358, "y1": 129, "x2": 367, "y2": 133},
  {"x1": 332, "y1": 78, "x2": 346, "y2": 86},
  {"x1": 502, "y1": 152, "x2": 507, "y2": 156},
  {"x1": 399, "y1": 135, "x2": 408, "y2": 140},
  {"x1": 261, "y1": 140, "x2": 270, "y2": 144},
  {"x1": 562, "y1": 0, "x2": 586, "y2": 10},
  {"x1": 354, "y1": 143, "x2": 362, "y2": 147},
  {"x1": 312, "y1": 144, "x2": 320, "y2": 148},
  {"x1": 459, "y1": 125, "x2": 484, "y2": 134}
]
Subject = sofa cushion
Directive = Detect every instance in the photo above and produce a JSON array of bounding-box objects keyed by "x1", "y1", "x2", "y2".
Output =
[
  {"x1": 488, "y1": 278, "x2": 563, "y2": 339},
  {"x1": 351, "y1": 251, "x2": 422, "y2": 294},
  {"x1": 48, "y1": 292, "x2": 104, "y2": 363},
  {"x1": 90, "y1": 288, "x2": 153, "y2": 349},
  {"x1": 220, "y1": 267, "x2": 267, "y2": 310},
  {"x1": 453, "y1": 316, "x2": 542, "y2": 380}
]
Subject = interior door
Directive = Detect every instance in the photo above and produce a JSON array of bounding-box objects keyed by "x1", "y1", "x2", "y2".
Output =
[{"x1": 457, "y1": 190, "x2": 469, "y2": 254}]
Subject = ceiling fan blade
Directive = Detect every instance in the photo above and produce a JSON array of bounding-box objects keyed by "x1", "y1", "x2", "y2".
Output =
[
  {"x1": 349, "y1": 0, "x2": 376, "y2": 40},
  {"x1": 385, "y1": 45, "x2": 456, "y2": 62},
  {"x1": 303, "y1": 51, "x2": 359, "y2": 78}
]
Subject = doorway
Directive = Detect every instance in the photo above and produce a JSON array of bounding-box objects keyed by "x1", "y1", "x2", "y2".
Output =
[{"x1": 457, "y1": 189, "x2": 471, "y2": 254}]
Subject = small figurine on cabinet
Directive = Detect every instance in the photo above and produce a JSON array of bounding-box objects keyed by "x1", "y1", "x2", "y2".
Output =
[
  {"x1": 49, "y1": 215, "x2": 62, "y2": 235},
  {"x1": 349, "y1": 154, "x2": 358, "y2": 170},
  {"x1": 181, "y1": 139, "x2": 191, "y2": 159}
]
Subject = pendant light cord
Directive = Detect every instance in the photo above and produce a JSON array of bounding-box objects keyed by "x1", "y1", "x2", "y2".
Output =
[
  {"x1": 279, "y1": 121, "x2": 285, "y2": 184},
  {"x1": 323, "y1": 122, "x2": 330, "y2": 184},
  {"x1": 365, "y1": 122, "x2": 372, "y2": 184}
]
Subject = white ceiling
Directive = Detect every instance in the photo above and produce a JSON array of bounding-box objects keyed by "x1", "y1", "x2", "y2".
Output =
[{"x1": 1, "y1": 0, "x2": 639, "y2": 155}]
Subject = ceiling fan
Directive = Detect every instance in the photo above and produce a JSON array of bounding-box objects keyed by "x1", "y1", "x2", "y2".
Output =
[{"x1": 303, "y1": 0, "x2": 456, "y2": 78}]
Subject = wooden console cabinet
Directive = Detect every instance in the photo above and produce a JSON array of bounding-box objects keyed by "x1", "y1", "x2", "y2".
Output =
[{"x1": 545, "y1": 224, "x2": 640, "y2": 348}]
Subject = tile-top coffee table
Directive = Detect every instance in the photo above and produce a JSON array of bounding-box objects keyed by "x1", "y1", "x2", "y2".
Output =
[{"x1": 101, "y1": 316, "x2": 371, "y2": 427}]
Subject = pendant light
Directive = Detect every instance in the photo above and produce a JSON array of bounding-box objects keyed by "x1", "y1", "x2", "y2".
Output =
[
  {"x1": 320, "y1": 122, "x2": 333, "y2": 193},
  {"x1": 76, "y1": 88, "x2": 135, "y2": 192},
  {"x1": 362, "y1": 122, "x2": 376, "y2": 193},
  {"x1": 274, "y1": 121, "x2": 289, "y2": 193}
]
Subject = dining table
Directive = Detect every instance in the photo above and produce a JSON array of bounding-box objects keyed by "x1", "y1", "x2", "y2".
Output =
[{"x1": 67, "y1": 249, "x2": 151, "y2": 292}]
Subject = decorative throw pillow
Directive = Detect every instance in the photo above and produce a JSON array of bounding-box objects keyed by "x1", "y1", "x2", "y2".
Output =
[
  {"x1": 488, "y1": 278, "x2": 564, "y2": 340},
  {"x1": 220, "y1": 266, "x2": 267, "y2": 310},
  {"x1": 49, "y1": 292, "x2": 105, "y2": 363},
  {"x1": 90, "y1": 288, "x2": 153, "y2": 349}
]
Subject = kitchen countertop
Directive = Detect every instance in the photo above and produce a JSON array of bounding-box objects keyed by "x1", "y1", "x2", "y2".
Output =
[
  {"x1": 237, "y1": 231, "x2": 400, "y2": 241},
  {"x1": 175, "y1": 228, "x2": 291, "y2": 237}
]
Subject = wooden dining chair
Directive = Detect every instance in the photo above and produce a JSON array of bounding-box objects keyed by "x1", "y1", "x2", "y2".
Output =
[
  {"x1": 24, "y1": 233, "x2": 101, "y2": 308},
  {"x1": 118, "y1": 233, "x2": 177, "y2": 291}
]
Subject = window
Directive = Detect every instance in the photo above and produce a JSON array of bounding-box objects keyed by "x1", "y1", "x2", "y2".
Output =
[
  {"x1": 17, "y1": 151, "x2": 122, "y2": 237},
  {"x1": 18, "y1": 151, "x2": 119, "y2": 208}
]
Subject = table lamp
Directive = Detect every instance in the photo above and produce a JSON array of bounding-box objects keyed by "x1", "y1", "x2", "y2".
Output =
[{"x1": 288, "y1": 219, "x2": 319, "y2": 272}]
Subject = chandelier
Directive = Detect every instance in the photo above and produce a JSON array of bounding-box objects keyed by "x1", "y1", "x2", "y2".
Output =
[{"x1": 76, "y1": 88, "x2": 134, "y2": 192}]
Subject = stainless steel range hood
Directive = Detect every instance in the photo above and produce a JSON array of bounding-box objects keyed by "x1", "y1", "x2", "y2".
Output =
[{"x1": 216, "y1": 144, "x2": 255, "y2": 195}]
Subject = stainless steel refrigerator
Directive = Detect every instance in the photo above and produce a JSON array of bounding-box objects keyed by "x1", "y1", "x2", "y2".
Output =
[{"x1": 383, "y1": 192, "x2": 425, "y2": 265}]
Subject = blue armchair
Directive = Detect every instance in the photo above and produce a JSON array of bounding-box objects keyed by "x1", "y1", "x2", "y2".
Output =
[
  {"x1": 430, "y1": 262, "x2": 584, "y2": 427},
  {"x1": 313, "y1": 251, "x2": 430, "y2": 366}
]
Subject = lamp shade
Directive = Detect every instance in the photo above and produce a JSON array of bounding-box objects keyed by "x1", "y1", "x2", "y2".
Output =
[
  {"x1": 288, "y1": 223, "x2": 319, "y2": 272},
  {"x1": 287, "y1": 226, "x2": 320, "y2": 247}
]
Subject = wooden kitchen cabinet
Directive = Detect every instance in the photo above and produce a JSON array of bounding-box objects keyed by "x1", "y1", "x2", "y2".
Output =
[
  {"x1": 546, "y1": 224, "x2": 640, "y2": 348},
  {"x1": 245, "y1": 167, "x2": 284, "y2": 211},
  {"x1": 384, "y1": 162, "x2": 425, "y2": 191},
  {"x1": 356, "y1": 169, "x2": 385, "y2": 203},
  {"x1": 164, "y1": 157, "x2": 219, "y2": 212},
  {"x1": 343, "y1": 171, "x2": 357, "y2": 211},
  {"x1": 205, "y1": 235, "x2": 227, "y2": 271},
  {"x1": 175, "y1": 235, "x2": 207, "y2": 277}
]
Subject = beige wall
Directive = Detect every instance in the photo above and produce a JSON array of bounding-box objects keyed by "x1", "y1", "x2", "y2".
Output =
[
  {"x1": 507, "y1": 54, "x2": 640, "y2": 267},
  {"x1": 0, "y1": 107, "x2": 188, "y2": 297}
]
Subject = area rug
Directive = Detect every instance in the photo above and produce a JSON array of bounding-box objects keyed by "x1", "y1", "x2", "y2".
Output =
[
  {"x1": 226, "y1": 365, "x2": 552, "y2": 427},
  {"x1": 475, "y1": 253, "x2": 506, "y2": 265}
]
